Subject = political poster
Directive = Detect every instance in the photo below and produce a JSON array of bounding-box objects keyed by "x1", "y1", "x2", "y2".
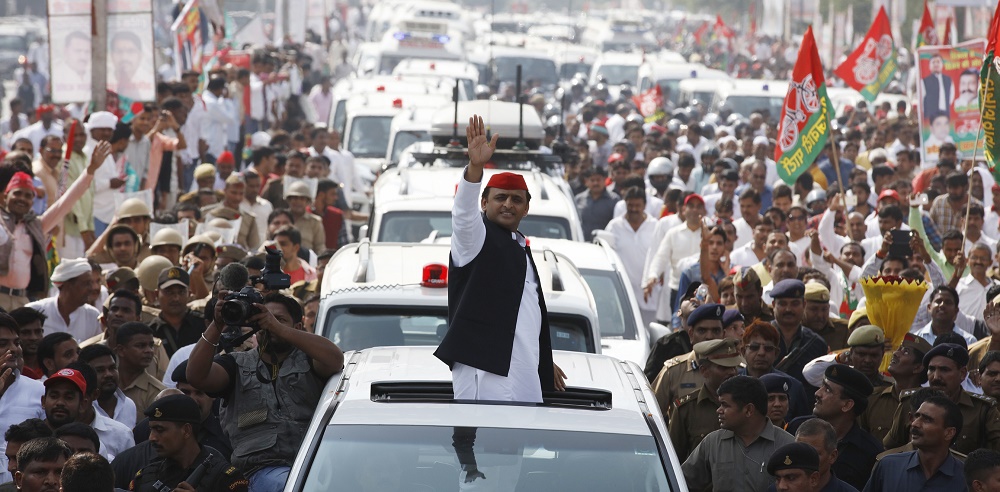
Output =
[
  {"x1": 916, "y1": 40, "x2": 985, "y2": 166},
  {"x1": 172, "y1": 0, "x2": 210, "y2": 75},
  {"x1": 48, "y1": 15, "x2": 93, "y2": 103},
  {"x1": 108, "y1": 13, "x2": 157, "y2": 103}
]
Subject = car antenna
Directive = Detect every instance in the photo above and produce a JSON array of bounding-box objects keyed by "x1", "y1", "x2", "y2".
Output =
[
  {"x1": 448, "y1": 79, "x2": 461, "y2": 148},
  {"x1": 513, "y1": 64, "x2": 527, "y2": 151}
]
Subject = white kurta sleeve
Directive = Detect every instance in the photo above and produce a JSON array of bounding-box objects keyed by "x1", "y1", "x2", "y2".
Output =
[{"x1": 451, "y1": 168, "x2": 487, "y2": 267}]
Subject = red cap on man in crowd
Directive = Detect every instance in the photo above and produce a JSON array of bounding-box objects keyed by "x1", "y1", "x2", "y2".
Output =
[
  {"x1": 5, "y1": 172, "x2": 36, "y2": 195},
  {"x1": 684, "y1": 194, "x2": 705, "y2": 206},
  {"x1": 217, "y1": 151, "x2": 235, "y2": 165}
]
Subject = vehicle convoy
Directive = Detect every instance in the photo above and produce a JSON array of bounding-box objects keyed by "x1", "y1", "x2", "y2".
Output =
[
  {"x1": 317, "y1": 240, "x2": 601, "y2": 355},
  {"x1": 282, "y1": 346, "x2": 686, "y2": 492}
]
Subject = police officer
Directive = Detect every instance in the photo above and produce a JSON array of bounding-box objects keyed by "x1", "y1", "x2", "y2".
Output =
[
  {"x1": 802, "y1": 325, "x2": 893, "y2": 392},
  {"x1": 761, "y1": 373, "x2": 794, "y2": 429},
  {"x1": 767, "y1": 442, "x2": 823, "y2": 492},
  {"x1": 669, "y1": 338, "x2": 743, "y2": 459},
  {"x1": 802, "y1": 282, "x2": 849, "y2": 352},
  {"x1": 861, "y1": 333, "x2": 932, "y2": 442},
  {"x1": 652, "y1": 303, "x2": 726, "y2": 415},
  {"x1": 883, "y1": 343, "x2": 1000, "y2": 455},
  {"x1": 130, "y1": 394, "x2": 248, "y2": 492}
]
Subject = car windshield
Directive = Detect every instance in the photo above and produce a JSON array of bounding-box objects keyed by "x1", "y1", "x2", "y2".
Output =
[
  {"x1": 494, "y1": 56, "x2": 558, "y2": 85},
  {"x1": 596, "y1": 65, "x2": 638, "y2": 85},
  {"x1": 299, "y1": 425, "x2": 672, "y2": 492},
  {"x1": 323, "y1": 306, "x2": 594, "y2": 353},
  {"x1": 0, "y1": 36, "x2": 26, "y2": 52},
  {"x1": 580, "y1": 269, "x2": 637, "y2": 339},
  {"x1": 333, "y1": 100, "x2": 347, "y2": 133},
  {"x1": 559, "y1": 62, "x2": 592, "y2": 80},
  {"x1": 655, "y1": 79, "x2": 682, "y2": 104},
  {"x1": 378, "y1": 211, "x2": 571, "y2": 241},
  {"x1": 389, "y1": 130, "x2": 430, "y2": 163},
  {"x1": 723, "y1": 95, "x2": 785, "y2": 120},
  {"x1": 348, "y1": 116, "x2": 393, "y2": 157}
]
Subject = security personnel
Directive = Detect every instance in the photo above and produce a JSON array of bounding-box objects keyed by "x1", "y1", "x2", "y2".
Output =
[
  {"x1": 802, "y1": 282, "x2": 849, "y2": 352},
  {"x1": 89, "y1": 198, "x2": 154, "y2": 265},
  {"x1": 669, "y1": 338, "x2": 743, "y2": 459},
  {"x1": 202, "y1": 173, "x2": 260, "y2": 250},
  {"x1": 215, "y1": 244, "x2": 248, "y2": 270},
  {"x1": 733, "y1": 266, "x2": 774, "y2": 326},
  {"x1": 130, "y1": 394, "x2": 248, "y2": 492},
  {"x1": 861, "y1": 333, "x2": 932, "y2": 443},
  {"x1": 847, "y1": 326, "x2": 894, "y2": 390},
  {"x1": 652, "y1": 303, "x2": 726, "y2": 415},
  {"x1": 150, "y1": 228, "x2": 185, "y2": 266},
  {"x1": 766, "y1": 442, "x2": 822, "y2": 492},
  {"x1": 883, "y1": 343, "x2": 1000, "y2": 455},
  {"x1": 147, "y1": 267, "x2": 205, "y2": 357},
  {"x1": 136, "y1": 254, "x2": 173, "y2": 315},
  {"x1": 92, "y1": 224, "x2": 144, "y2": 269},
  {"x1": 761, "y1": 373, "x2": 793, "y2": 429}
]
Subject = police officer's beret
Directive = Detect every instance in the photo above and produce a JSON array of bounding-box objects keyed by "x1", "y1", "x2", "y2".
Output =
[
  {"x1": 767, "y1": 442, "x2": 820, "y2": 476},
  {"x1": 848, "y1": 325, "x2": 885, "y2": 348},
  {"x1": 171, "y1": 360, "x2": 189, "y2": 385},
  {"x1": 722, "y1": 309, "x2": 744, "y2": 327},
  {"x1": 693, "y1": 338, "x2": 744, "y2": 367},
  {"x1": 760, "y1": 373, "x2": 792, "y2": 395},
  {"x1": 770, "y1": 279, "x2": 806, "y2": 299},
  {"x1": 687, "y1": 303, "x2": 725, "y2": 328},
  {"x1": 145, "y1": 394, "x2": 202, "y2": 424},
  {"x1": 922, "y1": 343, "x2": 969, "y2": 369},
  {"x1": 901, "y1": 333, "x2": 933, "y2": 358},
  {"x1": 825, "y1": 364, "x2": 874, "y2": 407},
  {"x1": 733, "y1": 267, "x2": 762, "y2": 293},
  {"x1": 803, "y1": 282, "x2": 830, "y2": 303}
]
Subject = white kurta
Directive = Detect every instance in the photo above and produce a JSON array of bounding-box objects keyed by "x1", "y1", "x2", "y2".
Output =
[
  {"x1": 0, "y1": 376, "x2": 45, "y2": 484},
  {"x1": 605, "y1": 214, "x2": 658, "y2": 314},
  {"x1": 449, "y1": 171, "x2": 542, "y2": 403}
]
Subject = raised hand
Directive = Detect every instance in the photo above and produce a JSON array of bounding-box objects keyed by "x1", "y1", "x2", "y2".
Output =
[
  {"x1": 466, "y1": 115, "x2": 499, "y2": 169},
  {"x1": 87, "y1": 141, "x2": 112, "y2": 175}
]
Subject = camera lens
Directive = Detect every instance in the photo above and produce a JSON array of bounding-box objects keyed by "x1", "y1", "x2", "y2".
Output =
[{"x1": 221, "y1": 299, "x2": 249, "y2": 326}]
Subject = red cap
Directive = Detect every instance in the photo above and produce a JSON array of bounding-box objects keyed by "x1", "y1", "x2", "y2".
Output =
[
  {"x1": 5, "y1": 171, "x2": 36, "y2": 195},
  {"x1": 45, "y1": 368, "x2": 87, "y2": 395},
  {"x1": 877, "y1": 190, "x2": 900, "y2": 203},
  {"x1": 35, "y1": 104, "x2": 55, "y2": 118},
  {"x1": 216, "y1": 151, "x2": 235, "y2": 165},
  {"x1": 992, "y1": 184, "x2": 1000, "y2": 193},
  {"x1": 593, "y1": 100, "x2": 606, "y2": 107},
  {"x1": 485, "y1": 172, "x2": 528, "y2": 191},
  {"x1": 608, "y1": 152, "x2": 625, "y2": 163},
  {"x1": 684, "y1": 194, "x2": 705, "y2": 205}
]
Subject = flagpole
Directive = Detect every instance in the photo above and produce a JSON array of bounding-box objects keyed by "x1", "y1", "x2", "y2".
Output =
[
  {"x1": 824, "y1": 111, "x2": 850, "y2": 213},
  {"x1": 963, "y1": 62, "x2": 994, "y2": 241}
]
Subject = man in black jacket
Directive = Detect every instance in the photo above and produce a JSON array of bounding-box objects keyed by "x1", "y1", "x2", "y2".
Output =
[{"x1": 435, "y1": 115, "x2": 566, "y2": 402}]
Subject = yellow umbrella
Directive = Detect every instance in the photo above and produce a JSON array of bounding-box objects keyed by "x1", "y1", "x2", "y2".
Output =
[{"x1": 861, "y1": 276, "x2": 929, "y2": 372}]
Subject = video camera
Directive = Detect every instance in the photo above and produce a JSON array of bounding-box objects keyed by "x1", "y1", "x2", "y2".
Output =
[{"x1": 218, "y1": 246, "x2": 291, "y2": 351}]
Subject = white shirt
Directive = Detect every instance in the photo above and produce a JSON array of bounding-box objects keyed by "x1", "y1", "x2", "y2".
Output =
[
  {"x1": 449, "y1": 170, "x2": 542, "y2": 402},
  {"x1": 180, "y1": 99, "x2": 205, "y2": 164},
  {"x1": 86, "y1": 139, "x2": 121, "y2": 223},
  {"x1": 957, "y1": 275, "x2": 996, "y2": 322},
  {"x1": 612, "y1": 193, "x2": 664, "y2": 219},
  {"x1": 241, "y1": 196, "x2": 273, "y2": 247},
  {"x1": 0, "y1": 376, "x2": 45, "y2": 484},
  {"x1": 817, "y1": 210, "x2": 849, "y2": 258},
  {"x1": 93, "y1": 388, "x2": 137, "y2": 430},
  {"x1": 643, "y1": 214, "x2": 682, "y2": 321},
  {"x1": 25, "y1": 296, "x2": 102, "y2": 341},
  {"x1": 308, "y1": 146, "x2": 358, "y2": 204},
  {"x1": 730, "y1": 242, "x2": 762, "y2": 268},
  {"x1": 605, "y1": 113, "x2": 626, "y2": 143},
  {"x1": 914, "y1": 323, "x2": 978, "y2": 346},
  {"x1": 605, "y1": 214, "x2": 658, "y2": 312},
  {"x1": 704, "y1": 192, "x2": 742, "y2": 220},
  {"x1": 308, "y1": 85, "x2": 334, "y2": 124},
  {"x1": 200, "y1": 91, "x2": 238, "y2": 158},
  {"x1": 11, "y1": 121, "x2": 63, "y2": 155},
  {"x1": 646, "y1": 222, "x2": 702, "y2": 291},
  {"x1": 732, "y1": 217, "x2": 755, "y2": 249},
  {"x1": 162, "y1": 343, "x2": 195, "y2": 389},
  {"x1": 91, "y1": 413, "x2": 135, "y2": 461},
  {"x1": 965, "y1": 235, "x2": 999, "y2": 257}
]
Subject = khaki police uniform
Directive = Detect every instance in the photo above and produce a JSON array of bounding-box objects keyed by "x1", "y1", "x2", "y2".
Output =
[
  {"x1": 883, "y1": 388, "x2": 1000, "y2": 455},
  {"x1": 669, "y1": 386, "x2": 720, "y2": 460}
]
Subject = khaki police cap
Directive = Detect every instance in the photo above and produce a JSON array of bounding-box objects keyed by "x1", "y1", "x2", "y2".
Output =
[
  {"x1": 151, "y1": 228, "x2": 184, "y2": 248},
  {"x1": 693, "y1": 338, "x2": 745, "y2": 367},
  {"x1": 804, "y1": 282, "x2": 830, "y2": 303},
  {"x1": 847, "y1": 325, "x2": 885, "y2": 348},
  {"x1": 118, "y1": 198, "x2": 152, "y2": 219},
  {"x1": 136, "y1": 255, "x2": 175, "y2": 292}
]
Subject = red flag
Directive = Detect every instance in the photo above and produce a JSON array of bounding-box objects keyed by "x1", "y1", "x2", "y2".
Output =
[
  {"x1": 693, "y1": 21, "x2": 710, "y2": 45},
  {"x1": 632, "y1": 85, "x2": 664, "y2": 119},
  {"x1": 714, "y1": 15, "x2": 735, "y2": 39},
  {"x1": 988, "y1": 0, "x2": 1000, "y2": 54},
  {"x1": 917, "y1": 0, "x2": 938, "y2": 47},
  {"x1": 833, "y1": 6, "x2": 896, "y2": 101},
  {"x1": 943, "y1": 17, "x2": 952, "y2": 45},
  {"x1": 774, "y1": 27, "x2": 831, "y2": 185}
]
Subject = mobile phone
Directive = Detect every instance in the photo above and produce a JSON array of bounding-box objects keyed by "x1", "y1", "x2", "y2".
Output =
[
  {"x1": 845, "y1": 195, "x2": 858, "y2": 208},
  {"x1": 888, "y1": 229, "x2": 914, "y2": 259},
  {"x1": 915, "y1": 193, "x2": 929, "y2": 206}
]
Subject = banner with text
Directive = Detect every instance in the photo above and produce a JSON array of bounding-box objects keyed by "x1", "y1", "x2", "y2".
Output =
[{"x1": 916, "y1": 40, "x2": 985, "y2": 166}]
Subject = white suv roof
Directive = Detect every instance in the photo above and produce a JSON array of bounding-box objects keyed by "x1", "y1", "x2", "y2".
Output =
[
  {"x1": 368, "y1": 166, "x2": 584, "y2": 242},
  {"x1": 318, "y1": 240, "x2": 600, "y2": 353},
  {"x1": 282, "y1": 346, "x2": 686, "y2": 491}
]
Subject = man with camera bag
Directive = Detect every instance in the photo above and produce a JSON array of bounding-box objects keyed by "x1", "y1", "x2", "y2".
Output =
[{"x1": 186, "y1": 284, "x2": 343, "y2": 492}]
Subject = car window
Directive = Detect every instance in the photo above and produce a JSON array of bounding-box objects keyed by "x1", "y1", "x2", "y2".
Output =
[
  {"x1": 378, "y1": 211, "x2": 571, "y2": 242},
  {"x1": 389, "y1": 130, "x2": 430, "y2": 163},
  {"x1": 324, "y1": 307, "x2": 595, "y2": 353},
  {"x1": 348, "y1": 116, "x2": 393, "y2": 158},
  {"x1": 300, "y1": 425, "x2": 672, "y2": 492},
  {"x1": 580, "y1": 269, "x2": 637, "y2": 340}
]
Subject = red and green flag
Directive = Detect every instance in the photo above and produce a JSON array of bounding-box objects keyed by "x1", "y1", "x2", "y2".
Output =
[
  {"x1": 917, "y1": 0, "x2": 938, "y2": 47},
  {"x1": 775, "y1": 27, "x2": 831, "y2": 186},
  {"x1": 981, "y1": 0, "x2": 1000, "y2": 180},
  {"x1": 834, "y1": 7, "x2": 896, "y2": 102}
]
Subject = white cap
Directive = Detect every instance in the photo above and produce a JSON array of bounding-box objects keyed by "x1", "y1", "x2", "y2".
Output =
[
  {"x1": 51, "y1": 258, "x2": 92, "y2": 283},
  {"x1": 85, "y1": 111, "x2": 118, "y2": 131},
  {"x1": 752, "y1": 135, "x2": 769, "y2": 147},
  {"x1": 251, "y1": 131, "x2": 272, "y2": 148}
]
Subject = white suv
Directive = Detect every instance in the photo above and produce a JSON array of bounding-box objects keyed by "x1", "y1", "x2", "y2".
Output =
[{"x1": 282, "y1": 346, "x2": 687, "y2": 492}]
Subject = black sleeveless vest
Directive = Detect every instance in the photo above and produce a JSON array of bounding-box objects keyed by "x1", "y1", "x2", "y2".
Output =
[{"x1": 434, "y1": 213, "x2": 555, "y2": 391}]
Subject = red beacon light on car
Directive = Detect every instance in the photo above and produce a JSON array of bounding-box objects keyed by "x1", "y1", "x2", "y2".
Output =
[
  {"x1": 421, "y1": 264, "x2": 448, "y2": 288},
  {"x1": 376, "y1": 85, "x2": 386, "y2": 92},
  {"x1": 392, "y1": 98, "x2": 403, "y2": 108}
]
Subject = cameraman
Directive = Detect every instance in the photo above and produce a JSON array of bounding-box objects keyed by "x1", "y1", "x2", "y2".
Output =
[{"x1": 186, "y1": 291, "x2": 343, "y2": 492}]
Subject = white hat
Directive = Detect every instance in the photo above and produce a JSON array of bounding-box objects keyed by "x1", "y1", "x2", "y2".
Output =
[
  {"x1": 51, "y1": 258, "x2": 93, "y2": 283},
  {"x1": 85, "y1": 111, "x2": 119, "y2": 131},
  {"x1": 752, "y1": 135, "x2": 769, "y2": 147},
  {"x1": 675, "y1": 143, "x2": 695, "y2": 155},
  {"x1": 251, "y1": 131, "x2": 272, "y2": 148}
]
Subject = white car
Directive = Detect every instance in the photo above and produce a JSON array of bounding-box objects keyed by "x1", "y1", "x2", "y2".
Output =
[
  {"x1": 282, "y1": 346, "x2": 686, "y2": 492},
  {"x1": 317, "y1": 240, "x2": 601, "y2": 354},
  {"x1": 528, "y1": 237, "x2": 651, "y2": 367}
]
